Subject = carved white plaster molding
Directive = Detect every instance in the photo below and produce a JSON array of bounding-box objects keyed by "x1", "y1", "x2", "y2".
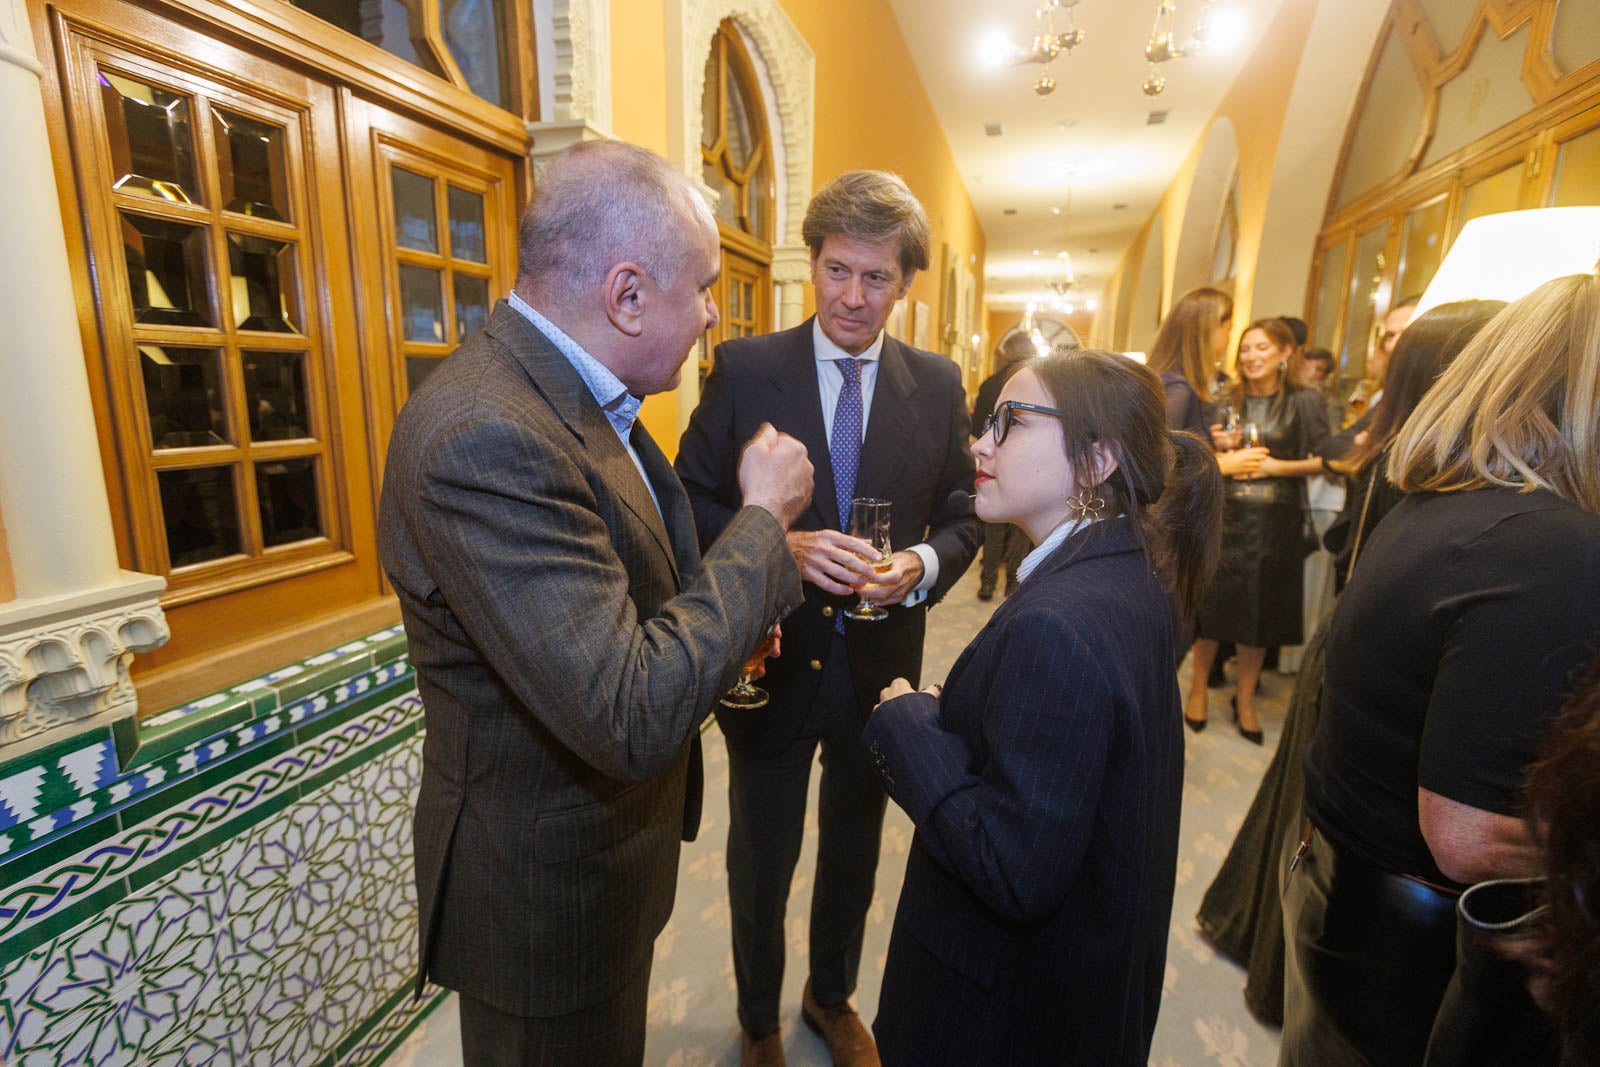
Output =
[
  {"x1": 0, "y1": 0, "x2": 45, "y2": 77},
  {"x1": 770, "y1": 242, "x2": 810, "y2": 285},
  {"x1": 526, "y1": 116, "x2": 610, "y2": 180},
  {"x1": 542, "y1": 0, "x2": 611, "y2": 133},
  {"x1": 0, "y1": 572, "x2": 168, "y2": 749},
  {"x1": 680, "y1": 0, "x2": 815, "y2": 248}
]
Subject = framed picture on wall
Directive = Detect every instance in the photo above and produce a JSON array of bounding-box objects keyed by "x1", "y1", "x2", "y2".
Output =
[
  {"x1": 913, "y1": 301, "x2": 930, "y2": 348},
  {"x1": 886, "y1": 298, "x2": 909, "y2": 340}
]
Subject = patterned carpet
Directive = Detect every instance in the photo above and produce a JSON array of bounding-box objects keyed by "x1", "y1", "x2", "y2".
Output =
[{"x1": 391, "y1": 561, "x2": 1287, "y2": 1066}]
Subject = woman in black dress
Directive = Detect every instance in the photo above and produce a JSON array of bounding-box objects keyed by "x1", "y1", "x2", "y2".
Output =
[
  {"x1": 1285, "y1": 271, "x2": 1600, "y2": 1066},
  {"x1": 1187, "y1": 318, "x2": 1330, "y2": 741}
]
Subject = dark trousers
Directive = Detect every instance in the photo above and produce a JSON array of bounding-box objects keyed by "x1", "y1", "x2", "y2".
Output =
[
  {"x1": 1280, "y1": 821, "x2": 1458, "y2": 1067},
  {"x1": 979, "y1": 522, "x2": 1026, "y2": 593},
  {"x1": 726, "y1": 634, "x2": 889, "y2": 1037},
  {"x1": 458, "y1": 961, "x2": 651, "y2": 1066}
]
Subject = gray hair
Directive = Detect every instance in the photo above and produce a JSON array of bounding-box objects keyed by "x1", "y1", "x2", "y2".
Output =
[
  {"x1": 801, "y1": 170, "x2": 931, "y2": 277},
  {"x1": 517, "y1": 141, "x2": 709, "y2": 307}
]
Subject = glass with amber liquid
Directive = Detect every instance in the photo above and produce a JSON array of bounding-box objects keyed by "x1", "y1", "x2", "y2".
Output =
[
  {"x1": 844, "y1": 498, "x2": 891, "y2": 623},
  {"x1": 720, "y1": 624, "x2": 779, "y2": 709}
]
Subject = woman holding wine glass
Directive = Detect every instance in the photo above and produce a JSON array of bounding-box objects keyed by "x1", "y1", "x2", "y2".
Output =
[
  {"x1": 863, "y1": 349, "x2": 1223, "y2": 1064},
  {"x1": 1187, "y1": 318, "x2": 1331, "y2": 741}
]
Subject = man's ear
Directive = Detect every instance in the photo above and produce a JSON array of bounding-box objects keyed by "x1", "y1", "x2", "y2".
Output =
[{"x1": 604, "y1": 262, "x2": 647, "y2": 338}]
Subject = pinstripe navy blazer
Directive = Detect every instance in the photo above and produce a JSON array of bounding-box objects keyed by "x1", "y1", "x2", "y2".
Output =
[{"x1": 864, "y1": 517, "x2": 1183, "y2": 1065}]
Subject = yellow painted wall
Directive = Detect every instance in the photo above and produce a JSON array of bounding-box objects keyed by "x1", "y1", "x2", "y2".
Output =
[
  {"x1": 0, "y1": 505, "x2": 13, "y2": 602},
  {"x1": 1101, "y1": 0, "x2": 1319, "y2": 368}
]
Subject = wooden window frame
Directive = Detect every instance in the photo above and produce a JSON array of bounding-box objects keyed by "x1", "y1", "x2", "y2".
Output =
[{"x1": 32, "y1": 0, "x2": 533, "y2": 711}]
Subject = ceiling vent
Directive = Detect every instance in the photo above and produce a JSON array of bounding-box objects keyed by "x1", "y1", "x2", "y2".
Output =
[
  {"x1": 1002, "y1": 208, "x2": 1018, "y2": 216},
  {"x1": 1113, "y1": 202, "x2": 1129, "y2": 211},
  {"x1": 1146, "y1": 109, "x2": 1170, "y2": 125},
  {"x1": 984, "y1": 122, "x2": 1005, "y2": 137}
]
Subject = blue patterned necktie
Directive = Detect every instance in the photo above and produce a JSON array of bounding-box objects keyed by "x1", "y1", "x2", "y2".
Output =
[
  {"x1": 831, "y1": 358, "x2": 864, "y2": 634},
  {"x1": 831, "y1": 357, "x2": 864, "y2": 530}
]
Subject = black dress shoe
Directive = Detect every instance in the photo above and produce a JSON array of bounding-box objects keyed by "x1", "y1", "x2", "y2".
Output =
[
  {"x1": 1231, "y1": 695, "x2": 1264, "y2": 745},
  {"x1": 977, "y1": 584, "x2": 995, "y2": 602}
]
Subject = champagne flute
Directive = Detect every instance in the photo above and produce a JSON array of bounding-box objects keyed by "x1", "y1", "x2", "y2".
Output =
[
  {"x1": 719, "y1": 624, "x2": 779, "y2": 709},
  {"x1": 844, "y1": 498, "x2": 891, "y2": 623}
]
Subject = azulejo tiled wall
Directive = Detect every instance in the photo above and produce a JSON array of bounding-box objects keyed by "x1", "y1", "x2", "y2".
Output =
[{"x1": 0, "y1": 625, "x2": 445, "y2": 1066}]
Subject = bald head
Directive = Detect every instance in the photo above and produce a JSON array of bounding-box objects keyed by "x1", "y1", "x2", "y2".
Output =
[{"x1": 516, "y1": 141, "x2": 715, "y2": 312}]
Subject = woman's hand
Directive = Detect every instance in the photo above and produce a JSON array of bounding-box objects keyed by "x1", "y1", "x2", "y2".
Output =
[
  {"x1": 1217, "y1": 446, "x2": 1268, "y2": 478},
  {"x1": 1208, "y1": 423, "x2": 1242, "y2": 452},
  {"x1": 873, "y1": 677, "x2": 942, "y2": 714}
]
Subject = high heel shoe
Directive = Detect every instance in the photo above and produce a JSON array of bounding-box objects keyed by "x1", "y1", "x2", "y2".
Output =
[
  {"x1": 1184, "y1": 712, "x2": 1208, "y2": 733},
  {"x1": 1231, "y1": 695, "x2": 1264, "y2": 746}
]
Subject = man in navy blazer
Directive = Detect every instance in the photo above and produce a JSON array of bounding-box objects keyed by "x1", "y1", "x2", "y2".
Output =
[{"x1": 676, "y1": 170, "x2": 980, "y2": 1066}]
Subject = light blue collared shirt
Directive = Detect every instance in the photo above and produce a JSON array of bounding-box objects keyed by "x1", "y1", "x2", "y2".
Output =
[
  {"x1": 811, "y1": 319, "x2": 938, "y2": 604},
  {"x1": 1016, "y1": 513, "x2": 1110, "y2": 584},
  {"x1": 508, "y1": 290, "x2": 661, "y2": 518}
]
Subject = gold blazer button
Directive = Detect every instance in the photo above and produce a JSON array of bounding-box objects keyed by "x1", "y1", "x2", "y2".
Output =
[
  {"x1": 821, "y1": 606, "x2": 834, "y2": 618},
  {"x1": 809, "y1": 659, "x2": 823, "y2": 671}
]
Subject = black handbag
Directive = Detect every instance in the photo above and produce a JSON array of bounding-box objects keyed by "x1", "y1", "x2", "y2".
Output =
[{"x1": 1422, "y1": 877, "x2": 1561, "y2": 1067}]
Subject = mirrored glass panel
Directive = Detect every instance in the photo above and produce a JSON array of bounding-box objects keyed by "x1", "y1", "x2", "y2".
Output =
[
  {"x1": 1341, "y1": 223, "x2": 1390, "y2": 383},
  {"x1": 392, "y1": 167, "x2": 438, "y2": 252},
  {"x1": 400, "y1": 264, "x2": 445, "y2": 342},
  {"x1": 454, "y1": 273, "x2": 489, "y2": 342},
  {"x1": 214, "y1": 108, "x2": 290, "y2": 221},
  {"x1": 706, "y1": 162, "x2": 739, "y2": 229},
  {"x1": 140, "y1": 346, "x2": 228, "y2": 448},
  {"x1": 749, "y1": 161, "x2": 772, "y2": 242},
  {"x1": 1396, "y1": 197, "x2": 1449, "y2": 303},
  {"x1": 227, "y1": 233, "x2": 300, "y2": 333},
  {"x1": 406, "y1": 355, "x2": 442, "y2": 394},
  {"x1": 1462, "y1": 163, "x2": 1524, "y2": 228},
  {"x1": 1552, "y1": 124, "x2": 1600, "y2": 207},
  {"x1": 442, "y1": 0, "x2": 507, "y2": 109},
  {"x1": 243, "y1": 351, "x2": 311, "y2": 441},
  {"x1": 122, "y1": 213, "x2": 211, "y2": 326},
  {"x1": 448, "y1": 186, "x2": 486, "y2": 262},
  {"x1": 256, "y1": 457, "x2": 322, "y2": 547},
  {"x1": 1551, "y1": 0, "x2": 1600, "y2": 76},
  {"x1": 1311, "y1": 241, "x2": 1349, "y2": 351},
  {"x1": 99, "y1": 71, "x2": 199, "y2": 205},
  {"x1": 700, "y1": 46, "x2": 720, "y2": 150},
  {"x1": 159, "y1": 465, "x2": 241, "y2": 566},
  {"x1": 287, "y1": 0, "x2": 448, "y2": 80},
  {"x1": 725, "y1": 66, "x2": 755, "y2": 171}
]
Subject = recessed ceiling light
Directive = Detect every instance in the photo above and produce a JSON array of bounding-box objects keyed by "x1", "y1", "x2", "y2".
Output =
[
  {"x1": 1051, "y1": 207, "x2": 1061, "y2": 215},
  {"x1": 1032, "y1": 250, "x2": 1040, "y2": 256}
]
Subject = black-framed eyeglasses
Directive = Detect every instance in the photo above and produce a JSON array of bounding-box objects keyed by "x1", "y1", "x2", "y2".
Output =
[{"x1": 980, "y1": 400, "x2": 1064, "y2": 446}]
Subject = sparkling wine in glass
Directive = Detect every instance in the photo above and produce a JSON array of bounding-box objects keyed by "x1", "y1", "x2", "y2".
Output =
[
  {"x1": 1243, "y1": 421, "x2": 1263, "y2": 449},
  {"x1": 845, "y1": 498, "x2": 891, "y2": 623},
  {"x1": 720, "y1": 624, "x2": 778, "y2": 709}
]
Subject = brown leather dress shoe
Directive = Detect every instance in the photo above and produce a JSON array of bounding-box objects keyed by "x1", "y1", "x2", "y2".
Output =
[
  {"x1": 800, "y1": 980, "x2": 880, "y2": 1066},
  {"x1": 740, "y1": 1027, "x2": 786, "y2": 1067}
]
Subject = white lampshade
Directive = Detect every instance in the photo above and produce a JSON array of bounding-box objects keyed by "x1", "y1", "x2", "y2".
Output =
[{"x1": 1415, "y1": 207, "x2": 1600, "y2": 317}]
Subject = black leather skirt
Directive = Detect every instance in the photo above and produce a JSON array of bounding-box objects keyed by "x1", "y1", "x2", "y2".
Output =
[{"x1": 1280, "y1": 820, "x2": 1459, "y2": 1067}]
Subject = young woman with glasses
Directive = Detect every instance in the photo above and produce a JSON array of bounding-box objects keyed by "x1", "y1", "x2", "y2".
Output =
[{"x1": 861, "y1": 350, "x2": 1222, "y2": 1065}]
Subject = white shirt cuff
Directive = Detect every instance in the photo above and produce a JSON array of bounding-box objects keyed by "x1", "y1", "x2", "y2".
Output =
[{"x1": 903, "y1": 543, "x2": 940, "y2": 607}]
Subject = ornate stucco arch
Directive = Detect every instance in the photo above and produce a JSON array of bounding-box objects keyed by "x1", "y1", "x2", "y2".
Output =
[{"x1": 677, "y1": 0, "x2": 815, "y2": 328}]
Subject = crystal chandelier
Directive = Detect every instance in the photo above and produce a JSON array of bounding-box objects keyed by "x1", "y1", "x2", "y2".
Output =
[
  {"x1": 1142, "y1": 0, "x2": 1218, "y2": 96},
  {"x1": 1014, "y1": 0, "x2": 1086, "y2": 97}
]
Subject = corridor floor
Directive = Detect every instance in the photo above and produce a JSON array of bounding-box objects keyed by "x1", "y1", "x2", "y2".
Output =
[{"x1": 393, "y1": 560, "x2": 1287, "y2": 1066}]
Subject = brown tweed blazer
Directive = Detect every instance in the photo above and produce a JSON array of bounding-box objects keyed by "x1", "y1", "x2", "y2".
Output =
[{"x1": 380, "y1": 301, "x2": 801, "y2": 1017}]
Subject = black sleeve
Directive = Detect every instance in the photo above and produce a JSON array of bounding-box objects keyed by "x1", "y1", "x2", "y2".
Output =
[
  {"x1": 1163, "y1": 378, "x2": 1207, "y2": 439},
  {"x1": 673, "y1": 345, "x2": 742, "y2": 550},
  {"x1": 1293, "y1": 388, "x2": 1333, "y2": 459},
  {"x1": 1418, "y1": 509, "x2": 1600, "y2": 814}
]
